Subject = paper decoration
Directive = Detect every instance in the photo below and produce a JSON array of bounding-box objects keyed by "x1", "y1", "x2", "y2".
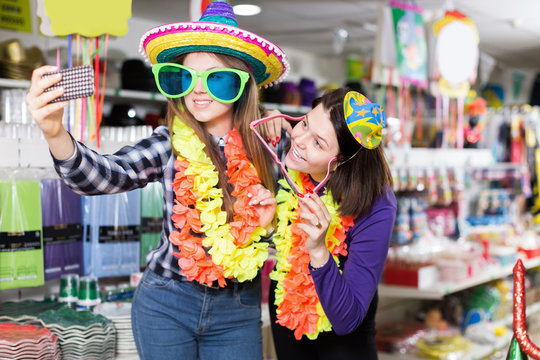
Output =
[
  {"x1": 0, "y1": 180, "x2": 43, "y2": 290},
  {"x1": 390, "y1": 1, "x2": 427, "y2": 87},
  {"x1": 0, "y1": 0, "x2": 32, "y2": 32},
  {"x1": 40, "y1": 0, "x2": 131, "y2": 37},
  {"x1": 433, "y1": 10, "x2": 479, "y2": 98}
]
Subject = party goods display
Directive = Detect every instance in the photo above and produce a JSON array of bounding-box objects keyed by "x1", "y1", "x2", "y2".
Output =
[
  {"x1": 0, "y1": 179, "x2": 44, "y2": 290},
  {"x1": 37, "y1": 307, "x2": 116, "y2": 360},
  {"x1": 94, "y1": 302, "x2": 137, "y2": 355},
  {"x1": 40, "y1": 178, "x2": 83, "y2": 280},
  {"x1": 43, "y1": 65, "x2": 95, "y2": 103},
  {"x1": 82, "y1": 190, "x2": 141, "y2": 278},
  {"x1": 169, "y1": 117, "x2": 268, "y2": 287},
  {"x1": 0, "y1": 323, "x2": 61, "y2": 360},
  {"x1": 140, "y1": 0, "x2": 289, "y2": 88}
]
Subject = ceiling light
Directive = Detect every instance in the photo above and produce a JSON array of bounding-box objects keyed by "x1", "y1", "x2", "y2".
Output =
[{"x1": 233, "y1": 4, "x2": 261, "y2": 16}]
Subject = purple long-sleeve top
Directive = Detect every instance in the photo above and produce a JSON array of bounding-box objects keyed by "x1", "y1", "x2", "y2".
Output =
[{"x1": 308, "y1": 188, "x2": 396, "y2": 335}]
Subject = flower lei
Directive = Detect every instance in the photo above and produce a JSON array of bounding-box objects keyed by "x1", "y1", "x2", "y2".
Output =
[
  {"x1": 270, "y1": 170, "x2": 354, "y2": 340},
  {"x1": 169, "y1": 117, "x2": 268, "y2": 287}
]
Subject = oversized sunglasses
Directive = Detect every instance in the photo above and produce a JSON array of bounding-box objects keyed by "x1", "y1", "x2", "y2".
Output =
[
  {"x1": 250, "y1": 113, "x2": 339, "y2": 197},
  {"x1": 151, "y1": 63, "x2": 250, "y2": 103}
]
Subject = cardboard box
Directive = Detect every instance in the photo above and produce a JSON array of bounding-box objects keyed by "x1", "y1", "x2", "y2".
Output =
[{"x1": 384, "y1": 265, "x2": 438, "y2": 289}]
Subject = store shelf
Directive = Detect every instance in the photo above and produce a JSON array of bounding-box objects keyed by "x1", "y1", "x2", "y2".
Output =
[
  {"x1": 379, "y1": 302, "x2": 540, "y2": 360},
  {"x1": 0, "y1": 78, "x2": 30, "y2": 88},
  {"x1": 0, "y1": 77, "x2": 311, "y2": 114},
  {"x1": 378, "y1": 257, "x2": 540, "y2": 300},
  {"x1": 386, "y1": 148, "x2": 496, "y2": 168}
]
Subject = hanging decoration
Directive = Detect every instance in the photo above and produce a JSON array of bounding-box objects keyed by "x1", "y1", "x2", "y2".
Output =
[
  {"x1": 372, "y1": 1, "x2": 427, "y2": 146},
  {"x1": 36, "y1": 0, "x2": 132, "y2": 148},
  {"x1": 431, "y1": 10, "x2": 479, "y2": 148},
  {"x1": 391, "y1": 1, "x2": 427, "y2": 144}
]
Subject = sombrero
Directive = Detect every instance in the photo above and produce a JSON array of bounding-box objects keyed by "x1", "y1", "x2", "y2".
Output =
[
  {"x1": 139, "y1": 0, "x2": 289, "y2": 88},
  {"x1": 343, "y1": 91, "x2": 386, "y2": 150}
]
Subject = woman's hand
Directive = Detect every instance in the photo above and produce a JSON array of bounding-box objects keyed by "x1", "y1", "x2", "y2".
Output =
[
  {"x1": 26, "y1": 65, "x2": 75, "y2": 160},
  {"x1": 297, "y1": 193, "x2": 332, "y2": 268},
  {"x1": 260, "y1": 109, "x2": 293, "y2": 147},
  {"x1": 26, "y1": 65, "x2": 68, "y2": 139},
  {"x1": 247, "y1": 184, "x2": 277, "y2": 230}
]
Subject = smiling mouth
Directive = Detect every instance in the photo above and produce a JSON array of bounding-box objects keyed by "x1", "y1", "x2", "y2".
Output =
[
  {"x1": 290, "y1": 146, "x2": 305, "y2": 162},
  {"x1": 194, "y1": 100, "x2": 212, "y2": 105}
]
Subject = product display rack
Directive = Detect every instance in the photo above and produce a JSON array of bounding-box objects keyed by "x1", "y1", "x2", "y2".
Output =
[
  {"x1": 379, "y1": 301, "x2": 540, "y2": 360},
  {"x1": 378, "y1": 256, "x2": 540, "y2": 300}
]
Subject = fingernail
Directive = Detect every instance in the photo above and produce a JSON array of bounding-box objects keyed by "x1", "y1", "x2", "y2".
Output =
[
  {"x1": 276, "y1": 137, "x2": 280, "y2": 143},
  {"x1": 297, "y1": 193, "x2": 304, "y2": 198},
  {"x1": 272, "y1": 140, "x2": 276, "y2": 147},
  {"x1": 267, "y1": 136, "x2": 270, "y2": 142},
  {"x1": 307, "y1": 189, "x2": 313, "y2": 194}
]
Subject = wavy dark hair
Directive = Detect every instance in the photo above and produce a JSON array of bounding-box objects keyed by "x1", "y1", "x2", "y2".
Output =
[{"x1": 313, "y1": 88, "x2": 393, "y2": 218}]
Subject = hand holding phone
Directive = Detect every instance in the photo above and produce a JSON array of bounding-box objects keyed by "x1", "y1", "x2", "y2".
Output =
[{"x1": 43, "y1": 65, "x2": 95, "y2": 103}]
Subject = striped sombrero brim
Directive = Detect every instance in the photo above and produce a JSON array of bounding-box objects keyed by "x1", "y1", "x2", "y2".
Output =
[{"x1": 139, "y1": 22, "x2": 289, "y2": 88}]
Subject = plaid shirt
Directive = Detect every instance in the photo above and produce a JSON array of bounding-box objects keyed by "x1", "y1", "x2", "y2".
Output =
[{"x1": 54, "y1": 125, "x2": 286, "y2": 281}]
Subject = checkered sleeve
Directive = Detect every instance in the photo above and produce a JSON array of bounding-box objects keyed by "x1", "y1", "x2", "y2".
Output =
[{"x1": 53, "y1": 126, "x2": 172, "y2": 195}]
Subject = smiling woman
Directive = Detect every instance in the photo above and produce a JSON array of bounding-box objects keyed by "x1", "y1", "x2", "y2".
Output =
[{"x1": 261, "y1": 88, "x2": 397, "y2": 360}]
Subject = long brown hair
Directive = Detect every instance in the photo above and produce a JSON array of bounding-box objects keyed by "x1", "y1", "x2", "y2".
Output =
[
  {"x1": 314, "y1": 88, "x2": 393, "y2": 218},
  {"x1": 166, "y1": 52, "x2": 276, "y2": 220}
]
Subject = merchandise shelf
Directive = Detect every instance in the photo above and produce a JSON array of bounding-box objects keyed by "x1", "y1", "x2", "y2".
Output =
[
  {"x1": 0, "y1": 78, "x2": 30, "y2": 88},
  {"x1": 378, "y1": 302, "x2": 540, "y2": 360},
  {"x1": 0, "y1": 77, "x2": 310, "y2": 114},
  {"x1": 378, "y1": 257, "x2": 540, "y2": 300}
]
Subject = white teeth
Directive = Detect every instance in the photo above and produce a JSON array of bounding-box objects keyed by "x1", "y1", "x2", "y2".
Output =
[
  {"x1": 292, "y1": 147, "x2": 304, "y2": 161},
  {"x1": 195, "y1": 100, "x2": 211, "y2": 104}
]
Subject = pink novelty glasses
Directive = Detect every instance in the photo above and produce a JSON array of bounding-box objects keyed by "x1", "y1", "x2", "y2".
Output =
[{"x1": 250, "y1": 113, "x2": 339, "y2": 196}]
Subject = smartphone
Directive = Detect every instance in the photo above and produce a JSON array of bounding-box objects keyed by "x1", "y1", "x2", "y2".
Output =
[{"x1": 43, "y1": 65, "x2": 95, "y2": 103}]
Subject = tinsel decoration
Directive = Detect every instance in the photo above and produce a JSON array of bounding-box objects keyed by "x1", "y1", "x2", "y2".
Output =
[{"x1": 513, "y1": 259, "x2": 540, "y2": 359}]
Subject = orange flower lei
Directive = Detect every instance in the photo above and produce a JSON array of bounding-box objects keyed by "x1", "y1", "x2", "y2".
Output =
[
  {"x1": 270, "y1": 170, "x2": 354, "y2": 340},
  {"x1": 169, "y1": 117, "x2": 268, "y2": 287}
]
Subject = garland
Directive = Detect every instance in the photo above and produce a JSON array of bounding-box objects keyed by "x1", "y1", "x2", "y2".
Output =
[
  {"x1": 169, "y1": 117, "x2": 268, "y2": 287},
  {"x1": 270, "y1": 170, "x2": 354, "y2": 340}
]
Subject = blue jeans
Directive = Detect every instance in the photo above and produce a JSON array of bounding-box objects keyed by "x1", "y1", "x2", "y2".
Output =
[{"x1": 131, "y1": 268, "x2": 263, "y2": 360}]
